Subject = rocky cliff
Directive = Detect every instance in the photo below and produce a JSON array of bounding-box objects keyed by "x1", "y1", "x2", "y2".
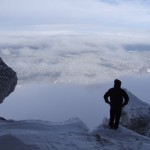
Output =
[
  {"x1": 121, "y1": 90, "x2": 150, "y2": 137},
  {"x1": 0, "y1": 57, "x2": 17, "y2": 103}
]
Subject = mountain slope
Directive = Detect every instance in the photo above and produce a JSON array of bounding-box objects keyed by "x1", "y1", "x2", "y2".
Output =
[
  {"x1": 0, "y1": 117, "x2": 150, "y2": 150},
  {"x1": 93, "y1": 122, "x2": 150, "y2": 150},
  {"x1": 121, "y1": 90, "x2": 150, "y2": 137}
]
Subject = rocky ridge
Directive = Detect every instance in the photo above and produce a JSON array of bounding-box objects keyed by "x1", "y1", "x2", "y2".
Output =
[{"x1": 0, "y1": 57, "x2": 17, "y2": 103}]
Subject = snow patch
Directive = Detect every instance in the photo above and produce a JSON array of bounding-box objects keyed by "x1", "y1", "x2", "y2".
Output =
[
  {"x1": 0, "y1": 117, "x2": 150, "y2": 150},
  {"x1": 0, "y1": 134, "x2": 39, "y2": 150},
  {"x1": 93, "y1": 123, "x2": 150, "y2": 150}
]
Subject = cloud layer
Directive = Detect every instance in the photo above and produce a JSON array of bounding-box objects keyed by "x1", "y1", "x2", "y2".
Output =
[{"x1": 0, "y1": 28, "x2": 150, "y2": 85}]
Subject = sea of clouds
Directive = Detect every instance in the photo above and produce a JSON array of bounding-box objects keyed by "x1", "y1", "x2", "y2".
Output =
[{"x1": 0, "y1": 27, "x2": 150, "y2": 85}]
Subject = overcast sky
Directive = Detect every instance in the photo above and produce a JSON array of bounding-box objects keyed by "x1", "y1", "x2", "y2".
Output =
[{"x1": 0, "y1": 0, "x2": 150, "y2": 31}]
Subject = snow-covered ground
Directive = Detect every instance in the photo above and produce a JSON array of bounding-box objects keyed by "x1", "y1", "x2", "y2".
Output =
[{"x1": 0, "y1": 117, "x2": 150, "y2": 150}]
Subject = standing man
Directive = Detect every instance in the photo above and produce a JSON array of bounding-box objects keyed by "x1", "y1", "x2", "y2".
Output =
[{"x1": 104, "y1": 79, "x2": 129, "y2": 129}]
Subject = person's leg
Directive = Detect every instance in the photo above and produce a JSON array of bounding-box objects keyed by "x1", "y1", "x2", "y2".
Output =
[
  {"x1": 114, "y1": 108, "x2": 121, "y2": 129},
  {"x1": 109, "y1": 107, "x2": 115, "y2": 129}
]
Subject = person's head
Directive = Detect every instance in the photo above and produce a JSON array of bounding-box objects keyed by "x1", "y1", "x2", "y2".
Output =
[{"x1": 114, "y1": 79, "x2": 121, "y2": 88}]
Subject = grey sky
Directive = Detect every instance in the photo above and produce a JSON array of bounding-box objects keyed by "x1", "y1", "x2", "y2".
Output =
[{"x1": 0, "y1": 0, "x2": 150, "y2": 30}]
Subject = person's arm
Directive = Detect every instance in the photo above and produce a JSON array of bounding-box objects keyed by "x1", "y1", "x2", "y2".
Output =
[
  {"x1": 104, "y1": 89, "x2": 111, "y2": 104},
  {"x1": 122, "y1": 90, "x2": 129, "y2": 107}
]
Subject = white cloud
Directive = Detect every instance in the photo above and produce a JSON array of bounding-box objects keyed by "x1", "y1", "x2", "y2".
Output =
[{"x1": 0, "y1": 28, "x2": 150, "y2": 85}]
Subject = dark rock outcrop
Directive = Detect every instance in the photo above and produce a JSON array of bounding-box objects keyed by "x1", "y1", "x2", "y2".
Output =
[
  {"x1": 0, "y1": 57, "x2": 17, "y2": 103},
  {"x1": 121, "y1": 90, "x2": 150, "y2": 137}
]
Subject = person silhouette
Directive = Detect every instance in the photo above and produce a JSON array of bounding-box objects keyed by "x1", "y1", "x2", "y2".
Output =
[{"x1": 104, "y1": 79, "x2": 129, "y2": 129}]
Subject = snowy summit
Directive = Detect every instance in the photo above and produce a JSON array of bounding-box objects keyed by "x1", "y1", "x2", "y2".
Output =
[{"x1": 0, "y1": 116, "x2": 150, "y2": 150}]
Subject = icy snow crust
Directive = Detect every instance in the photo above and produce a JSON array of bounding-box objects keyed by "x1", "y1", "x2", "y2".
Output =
[{"x1": 0, "y1": 117, "x2": 150, "y2": 150}]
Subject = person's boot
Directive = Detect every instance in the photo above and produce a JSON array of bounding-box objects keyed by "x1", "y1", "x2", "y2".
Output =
[
  {"x1": 109, "y1": 122, "x2": 114, "y2": 129},
  {"x1": 114, "y1": 122, "x2": 119, "y2": 130}
]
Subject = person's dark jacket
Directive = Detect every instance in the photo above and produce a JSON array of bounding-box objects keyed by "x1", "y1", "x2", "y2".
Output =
[{"x1": 104, "y1": 87, "x2": 129, "y2": 108}]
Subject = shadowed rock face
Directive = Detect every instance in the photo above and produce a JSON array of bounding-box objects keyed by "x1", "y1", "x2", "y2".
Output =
[
  {"x1": 121, "y1": 90, "x2": 150, "y2": 137},
  {"x1": 0, "y1": 57, "x2": 17, "y2": 103}
]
